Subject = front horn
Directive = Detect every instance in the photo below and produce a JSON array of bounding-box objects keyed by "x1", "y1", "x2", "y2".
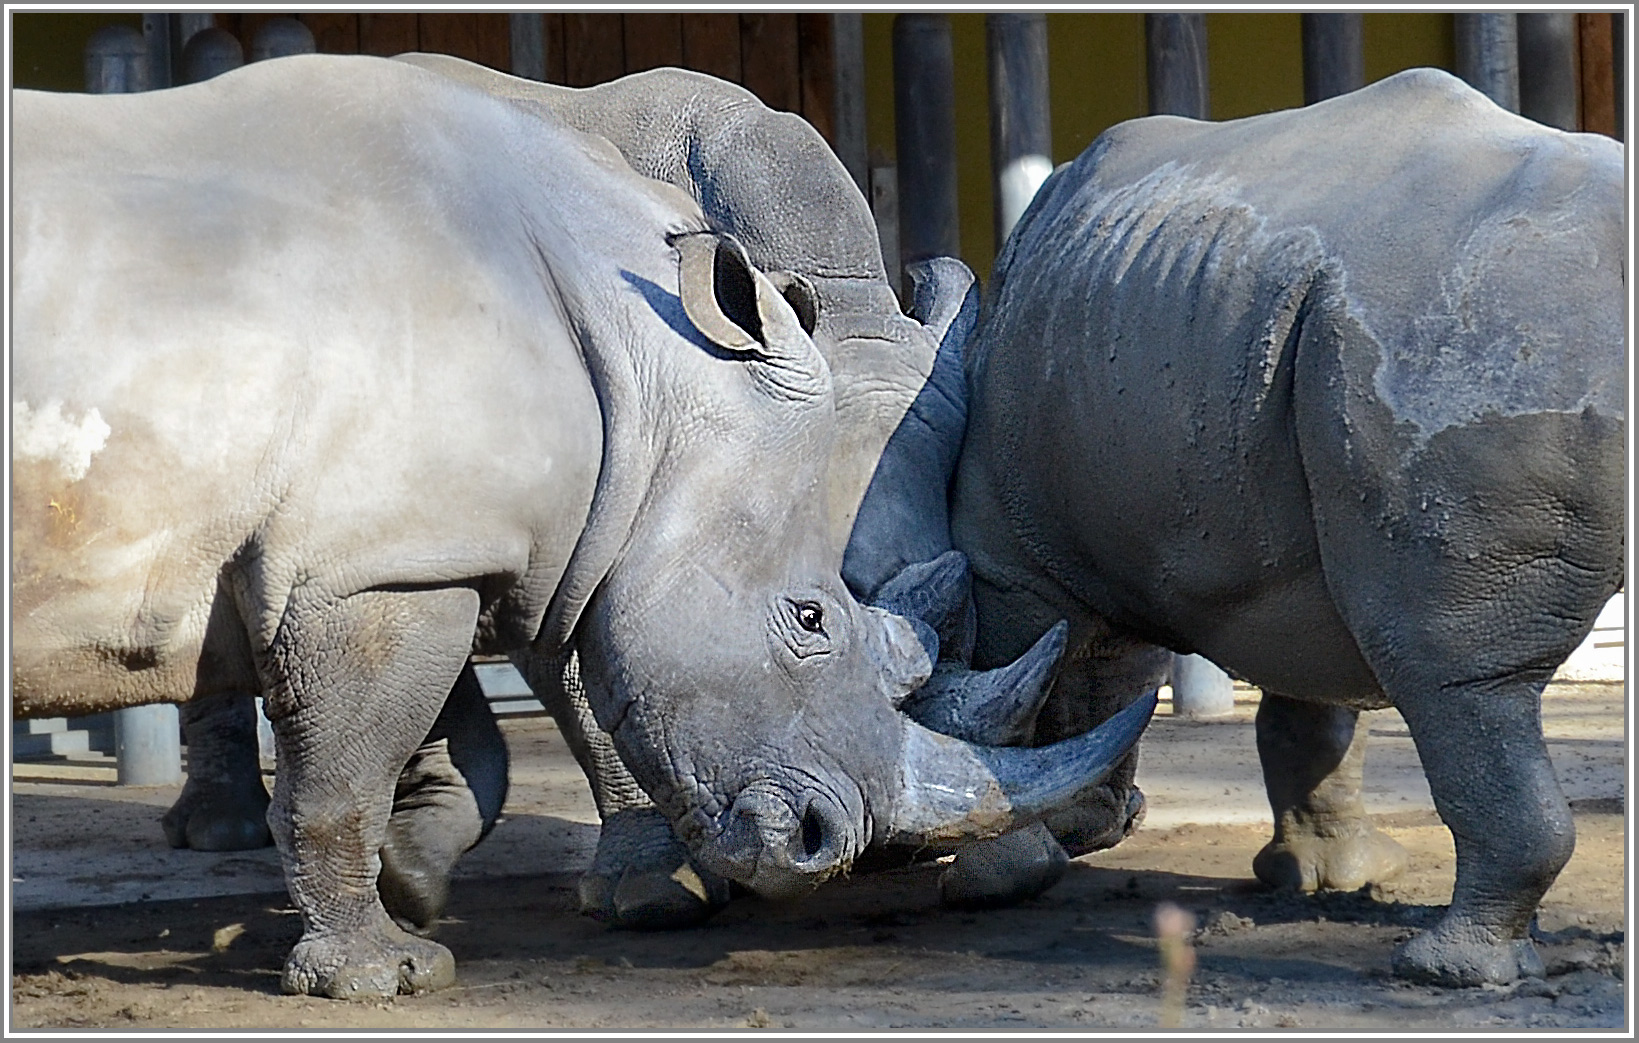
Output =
[{"x1": 882, "y1": 690, "x2": 1158, "y2": 847}]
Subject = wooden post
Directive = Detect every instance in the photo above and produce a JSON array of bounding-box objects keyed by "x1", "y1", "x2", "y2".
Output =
[
  {"x1": 1146, "y1": 13, "x2": 1209, "y2": 118},
  {"x1": 892, "y1": 14, "x2": 960, "y2": 287},
  {"x1": 142, "y1": 12, "x2": 214, "y2": 89},
  {"x1": 987, "y1": 12, "x2": 1052, "y2": 247},
  {"x1": 1518, "y1": 13, "x2": 1579, "y2": 131},
  {"x1": 832, "y1": 13, "x2": 869, "y2": 197},
  {"x1": 1576, "y1": 13, "x2": 1617, "y2": 137},
  {"x1": 511, "y1": 13, "x2": 546, "y2": 81},
  {"x1": 1146, "y1": 13, "x2": 1232, "y2": 714},
  {"x1": 1454, "y1": 13, "x2": 1519, "y2": 112},
  {"x1": 1301, "y1": 13, "x2": 1363, "y2": 104}
]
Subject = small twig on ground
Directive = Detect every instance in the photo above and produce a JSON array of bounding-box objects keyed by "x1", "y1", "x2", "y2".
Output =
[{"x1": 1154, "y1": 901, "x2": 1197, "y2": 1028}]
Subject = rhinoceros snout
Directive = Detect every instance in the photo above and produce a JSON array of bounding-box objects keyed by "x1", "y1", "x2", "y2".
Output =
[{"x1": 695, "y1": 788, "x2": 854, "y2": 898}]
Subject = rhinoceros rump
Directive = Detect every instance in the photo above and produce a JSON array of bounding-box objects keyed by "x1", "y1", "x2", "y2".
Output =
[
  {"x1": 849, "y1": 68, "x2": 1625, "y2": 985},
  {"x1": 10, "y1": 55, "x2": 1140, "y2": 997}
]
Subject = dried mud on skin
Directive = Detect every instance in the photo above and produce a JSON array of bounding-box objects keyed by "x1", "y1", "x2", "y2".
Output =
[{"x1": 11, "y1": 804, "x2": 1626, "y2": 1031}]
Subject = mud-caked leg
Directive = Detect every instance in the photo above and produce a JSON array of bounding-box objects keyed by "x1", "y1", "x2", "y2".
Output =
[
  {"x1": 163, "y1": 691, "x2": 273, "y2": 851},
  {"x1": 1252, "y1": 693, "x2": 1407, "y2": 892},
  {"x1": 377, "y1": 660, "x2": 509, "y2": 935},
  {"x1": 517, "y1": 647, "x2": 729, "y2": 930},
  {"x1": 1389, "y1": 680, "x2": 1574, "y2": 986},
  {"x1": 264, "y1": 587, "x2": 478, "y2": 999}
]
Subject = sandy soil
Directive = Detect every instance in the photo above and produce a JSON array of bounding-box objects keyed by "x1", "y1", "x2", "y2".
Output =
[{"x1": 9, "y1": 684, "x2": 1628, "y2": 1031}]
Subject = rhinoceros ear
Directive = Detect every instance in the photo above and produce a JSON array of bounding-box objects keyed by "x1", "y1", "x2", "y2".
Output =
[
  {"x1": 766, "y1": 270, "x2": 819, "y2": 337},
  {"x1": 675, "y1": 232, "x2": 820, "y2": 353}
]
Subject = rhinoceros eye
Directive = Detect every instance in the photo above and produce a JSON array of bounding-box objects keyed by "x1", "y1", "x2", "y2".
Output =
[{"x1": 796, "y1": 602, "x2": 825, "y2": 634}]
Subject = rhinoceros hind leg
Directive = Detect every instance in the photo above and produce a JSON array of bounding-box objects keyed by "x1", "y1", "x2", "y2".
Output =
[
  {"x1": 1386, "y1": 676, "x2": 1574, "y2": 986},
  {"x1": 1252, "y1": 693, "x2": 1407, "y2": 893},
  {"x1": 163, "y1": 691, "x2": 272, "y2": 852},
  {"x1": 267, "y1": 587, "x2": 477, "y2": 998},
  {"x1": 578, "y1": 807, "x2": 731, "y2": 930},
  {"x1": 377, "y1": 662, "x2": 507, "y2": 935},
  {"x1": 938, "y1": 821, "x2": 1069, "y2": 909}
]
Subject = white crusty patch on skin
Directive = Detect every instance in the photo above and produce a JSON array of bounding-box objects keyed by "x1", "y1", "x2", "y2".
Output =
[{"x1": 13, "y1": 399, "x2": 111, "y2": 481}]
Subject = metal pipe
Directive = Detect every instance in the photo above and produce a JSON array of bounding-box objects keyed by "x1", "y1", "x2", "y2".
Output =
[
  {"x1": 84, "y1": 24, "x2": 149, "y2": 93},
  {"x1": 180, "y1": 26, "x2": 243, "y2": 84},
  {"x1": 115, "y1": 705, "x2": 183, "y2": 786},
  {"x1": 1146, "y1": 13, "x2": 1209, "y2": 118},
  {"x1": 1301, "y1": 13, "x2": 1364, "y2": 104},
  {"x1": 86, "y1": 18, "x2": 185, "y2": 785},
  {"x1": 252, "y1": 16, "x2": 316, "y2": 61},
  {"x1": 1171, "y1": 653, "x2": 1235, "y2": 719},
  {"x1": 1518, "y1": 13, "x2": 1579, "y2": 130},
  {"x1": 893, "y1": 13, "x2": 961, "y2": 285},
  {"x1": 1455, "y1": 12, "x2": 1520, "y2": 112},
  {"x1": 987, "y1": 12, "x2": 1053, "y2": 247}
]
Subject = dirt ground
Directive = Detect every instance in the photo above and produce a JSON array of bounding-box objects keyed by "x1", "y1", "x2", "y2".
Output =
[{"x1": 9, "y1": 683, "x2": 1629, "y2": 1031}]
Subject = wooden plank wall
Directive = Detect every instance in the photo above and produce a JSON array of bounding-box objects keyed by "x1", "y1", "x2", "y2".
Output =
[
  {"x1": 547, "y1": 13, "x2": 836, "y2": 144},
  {"x1": 215, "y1": 12, "x2": 835, "y2": 147},
  {"x1": 1576, "y1": 12, "x2": 1619, "y2": 138}
]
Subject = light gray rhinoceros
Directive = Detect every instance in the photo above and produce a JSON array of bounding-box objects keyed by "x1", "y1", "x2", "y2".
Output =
[
  {"x1": 843, "y1": 68, "x2": 1626, "y2": 986},
  {"x1": 11, "y1": 54, "x2": 1144, "y2": 998},
  {"x1": 145, "y1": 57, "x2": 1123, "y2": 935}
]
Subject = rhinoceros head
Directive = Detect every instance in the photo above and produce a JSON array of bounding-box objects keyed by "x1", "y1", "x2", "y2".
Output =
[{"x1": 553, "y1": 232, "x2": 1148, "y2": 898}]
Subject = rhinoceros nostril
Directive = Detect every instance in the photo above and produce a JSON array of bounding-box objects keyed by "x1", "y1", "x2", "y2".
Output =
[{"x1": 800, "y1": 802, "x2": 828, "y2": 861}]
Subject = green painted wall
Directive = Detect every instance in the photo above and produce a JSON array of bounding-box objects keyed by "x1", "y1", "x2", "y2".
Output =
[{"x1": 863, "y1": 12, "x2": 1457, "y2": 279}]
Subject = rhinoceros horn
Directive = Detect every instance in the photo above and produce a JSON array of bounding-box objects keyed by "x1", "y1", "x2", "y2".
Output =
[
  {"x1": 884, "y1": 690, "x2": 1158, "y2": 847},
  {"x1": 865, "y1": 549, "x2": 1062, "y2": 746}
]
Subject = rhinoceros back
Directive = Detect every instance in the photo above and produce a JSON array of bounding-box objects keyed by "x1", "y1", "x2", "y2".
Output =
[
  {"x1": 9, "y1": 55, "x2": 691, "y2": 715},
  {"x1": 965, "y1": 67, "x2": 1624, "y2": 683}
]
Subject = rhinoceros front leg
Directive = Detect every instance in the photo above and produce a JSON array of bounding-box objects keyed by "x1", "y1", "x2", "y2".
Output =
[
  {"x1": 377, "y1": 660, "x2": 509, "y2": 936},
  {"x1": 1252, "y1": 693, "x2": 1408, "y2": 892},
  {"x1": 1388, "y1": 679, "x2": 1574, "y2": 986},
  {"x1": 518, "y1": 648, "x2": 730, "y2": 930},
  {"x1": 163, "y1": 691, "x2": 273, "y2": 852},
  {"x1": 264, "y1": 587, "x2": 478, "y2": 999}
]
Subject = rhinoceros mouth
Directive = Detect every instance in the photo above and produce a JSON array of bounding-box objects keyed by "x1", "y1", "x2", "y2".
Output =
[{"x1": 687, "y1": 781, "x2": 861, "y2": 897}]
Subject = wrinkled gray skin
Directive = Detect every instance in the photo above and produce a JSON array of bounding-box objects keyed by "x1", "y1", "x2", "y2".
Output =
[
  {"x1": 14, "y1": 56, "x2": 1134, "y2": 998},
  {"x1": 847, "y1": 69, "x2": 1626, "y2": 986},
  {"x1": 379, "y1": 56, "x2": 1152, "y2": 929}
]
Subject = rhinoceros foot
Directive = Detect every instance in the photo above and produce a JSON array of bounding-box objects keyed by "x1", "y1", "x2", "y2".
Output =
[
  {"x1": 1049, "y1": 786, "x2": 1147, "y2": 858},
  {"x1": 938, "y1": 822, "x2": 1069, "y2": 910},
  {"x1": 1253, "y1": 825, "x2": 1408, "y2": 893},
  {"x1": 1390, "y1": 919, "x2": 1544, "y2": 986},
  {"x1": 376, "y1": 740, "x2": 487, "y2": 936},
  {"x1": 282, "y1": 913, "x2": 456, "y2": 999},
  {"x1": 579, "y1": 808, "x2": 731, "y2": 930},
  {"x1": 160, "y1": 775, "x2": 272, "y2": 852}
]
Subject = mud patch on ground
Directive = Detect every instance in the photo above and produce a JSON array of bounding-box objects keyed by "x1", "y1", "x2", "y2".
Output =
[{"x1": 10, "y1": 809, "x2": 1626, "y2": 1030}]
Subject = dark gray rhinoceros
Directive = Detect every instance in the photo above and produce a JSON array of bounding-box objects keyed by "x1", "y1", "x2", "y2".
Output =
[
  {"x1": 11, "y1": 55, "x2": 1142, "y2": 998},
  {"x1": 845, "y1": 68, "x2": 1626, "y2": 986}
]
